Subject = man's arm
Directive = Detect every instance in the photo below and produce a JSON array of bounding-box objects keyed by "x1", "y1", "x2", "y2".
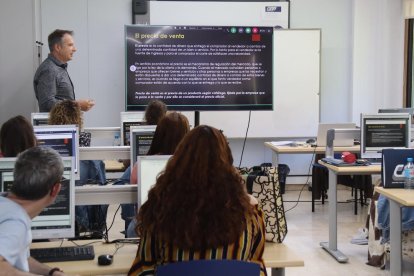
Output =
[
  {"x1": 28, "y1": 256, "x2": 65, "y2": 276},
  {"x1": 34, "y1": 69, "x2": 59, "y2": 112},
  {"x1": 0, "y1": 256, "x2": 32, "y2": 276}
]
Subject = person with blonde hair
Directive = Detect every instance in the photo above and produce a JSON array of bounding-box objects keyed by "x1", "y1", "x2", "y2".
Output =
[
  {"x1": 128, "y1": 125, "x2": 266, "y2": 275},
  {"x1": 49, "y1": 100, "x2": 106, "y2": 237}
]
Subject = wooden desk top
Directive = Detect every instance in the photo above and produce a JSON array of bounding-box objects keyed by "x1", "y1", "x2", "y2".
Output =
[
  {"x1": 263, "y1": 242, "x2": 304, "y2": 268},
  {"x1": 31, "y1": 240, "x2": 137, "y2": 275},
  {"x1": 264, "y1": 142, "x2": 360, "y2": 154},
  {"x1": 103, "y1": 160, "x2": 125, "y2": 172},
  {"x1": 375, "y1": 187, "x2": 414, "y2": 206},
  {"x1": 317, "y1": 160, "x2": 381, "y2": 175},
  {"x1": 31, "y1": 240, "x2": 303, "y2": 275}
]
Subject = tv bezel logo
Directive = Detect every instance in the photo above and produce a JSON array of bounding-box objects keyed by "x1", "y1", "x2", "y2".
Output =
[{"x1": 265, "y1": 6, "x2": 281, "y2": 12}]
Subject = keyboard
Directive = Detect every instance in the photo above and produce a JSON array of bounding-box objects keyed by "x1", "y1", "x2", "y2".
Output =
[
  {"x1": 30, "y1": 245, "x2": 95, "y2": 263},
  {"x1": 321, "y1": 157, "x2": 354, "y2": 167}
]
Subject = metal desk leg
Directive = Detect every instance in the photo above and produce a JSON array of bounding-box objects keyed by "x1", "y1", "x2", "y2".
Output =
[
  {"x1": 389, "y1": 199, "x2": 402, "y2": 276},
  {"x1": 320, "y1": 170, "x2": 348, "y2": 263},
  {"x1": 272, "y1": 151, "x2": 280, "y2": 168},
  {"x1": 271, "y1": 267, "x2": 284, "y2": 276}
]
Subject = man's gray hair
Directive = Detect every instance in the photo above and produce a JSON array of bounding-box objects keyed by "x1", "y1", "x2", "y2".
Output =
[{"x1": 12, "y1": 146, "x2": 64, "y2": 200}]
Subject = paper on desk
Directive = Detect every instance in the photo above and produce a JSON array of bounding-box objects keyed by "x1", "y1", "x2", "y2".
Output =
[{"x1": 270, "y1": 141, "x2": 294, "y2": 146}]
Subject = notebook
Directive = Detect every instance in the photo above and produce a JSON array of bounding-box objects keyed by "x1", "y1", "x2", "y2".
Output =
[
  {"x1": 316, "y1": 123, "x2": 356, "y2": 147},
  {"x1": 382, "y1": 149, "x2": 414, "y2": 188}
]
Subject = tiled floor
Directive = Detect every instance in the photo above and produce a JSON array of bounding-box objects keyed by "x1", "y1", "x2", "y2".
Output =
[{"x1": 105, "y1": 184, "x2": 414, "y2": 275}]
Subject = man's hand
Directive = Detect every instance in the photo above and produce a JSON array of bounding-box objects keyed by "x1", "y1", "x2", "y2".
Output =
[{"x1": 77, "y1": 99, "x2": 95, "y2": 112}]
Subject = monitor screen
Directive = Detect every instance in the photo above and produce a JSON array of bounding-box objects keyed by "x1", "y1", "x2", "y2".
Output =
[
  {"x1": 34, "y1": 125, "x2": 79, "y2": 180},
  {"x1": 0, "y1": 157, "x2": 75, "y2": 240},
  {"x1": 130, "y1": 125, "x2": 156, "y2": 165},
  {"x1": 120, "y1": 112, "x2": 145, "y2": 146},
  {"x1": 31, "y1": 112, "x2": 49, "y2": 126},
  {"x1": 125, "y1": 25, "x2": 274, "y2": 111},
  {"x1": 360, "y1": 113, "x2": 411, "y2": 160},
  {"x1": 378, "y1": 108, "x2": 414, "y2": 122},
  {"x1": 137, "y1": 155, "x2": 171, "y2": 209}
]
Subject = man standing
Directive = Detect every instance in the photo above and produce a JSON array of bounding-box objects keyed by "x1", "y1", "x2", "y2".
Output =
[
  {"x1": 34, "y1": 29, "x2": 94, "y2": 112},
  {"x1": 0, "y1": 147, "x2": 66, "y2": 275}
]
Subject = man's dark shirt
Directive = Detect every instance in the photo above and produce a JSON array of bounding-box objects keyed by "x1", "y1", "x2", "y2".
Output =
[{"x1": 33, "y1": 54, "x2": 75, "y2": 112}]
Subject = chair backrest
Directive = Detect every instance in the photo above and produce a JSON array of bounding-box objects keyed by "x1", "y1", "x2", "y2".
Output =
[{"x1": 156, "y1": 260, "x2": 260, "y2": 276}]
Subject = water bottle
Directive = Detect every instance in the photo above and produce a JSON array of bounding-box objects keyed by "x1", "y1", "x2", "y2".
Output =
[
  {"x1": 404, "y1": 157, "x2": 414, "y2": 189},
  {"x1": 113, "y1": 132, "x2": 121, "y2": 146}
]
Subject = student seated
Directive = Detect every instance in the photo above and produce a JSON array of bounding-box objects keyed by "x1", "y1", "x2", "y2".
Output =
[
  {"x1": 49, "y1": 100, "x2": 107, "y2": 237},
  {"x1": 125, "y1": 111, "x2": 190, "y2": 237},
  {"x1": 0, "y1": 115, "x2": 37, "y2": 157},
  {"x1": 128, "y1": 125, "x2": 267, "y2": 275},
  {"x1": 0, "y1": 147, "x2": 66, "y2": 275},
  {"x1": 117, "y1": 99, "x2": 168, "y2": 234}
]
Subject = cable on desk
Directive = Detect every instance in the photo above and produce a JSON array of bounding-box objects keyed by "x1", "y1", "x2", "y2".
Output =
[
  {"x1": 284, "y1": 145, "x2": 317, "y2": 213},
  {"x1": 70, "y1": 240, "x2": 103, "y2": 247},
  {"x1": 238, "y1": 111, "x2": 251, "y2": 168},
  {"x1": 104, "y1": 204, "x2": 122, "y2": 242}
]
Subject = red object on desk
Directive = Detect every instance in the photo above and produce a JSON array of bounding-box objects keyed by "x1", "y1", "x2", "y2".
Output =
[{"x1": 341, "y1": 152, "x2": 356, "y2": 163}]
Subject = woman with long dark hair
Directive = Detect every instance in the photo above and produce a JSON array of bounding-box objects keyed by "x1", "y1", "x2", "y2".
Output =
[
  {"x1": 0, "y1": 115, "x2": 37, "y2": 157},
  {"x1": 128, "y1": 125, "x2": 266, "y2": 275}
]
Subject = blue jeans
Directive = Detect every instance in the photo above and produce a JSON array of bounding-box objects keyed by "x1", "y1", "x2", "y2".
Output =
[
  {"x1": 76, "y1": 160, "x2": 108, "y2": 235},
  {"x1": 113, "y1": 165, "x2": 137, "y2": 236}
]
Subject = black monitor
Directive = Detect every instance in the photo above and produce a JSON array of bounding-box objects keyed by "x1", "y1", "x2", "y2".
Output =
[
  {"x1": 130, "y1": 125, "x2": 157, "y2": 165},
  {"x1": 125, "y1": 25, "x2": 273, "y2": 111},
  {"x1": 120, "y1": 112, "x2": 145, "y2": 146},
  {"x1": 33, "y1": 125, "x2": 80, "y2": 180},
  {"x1": 360, "y1": 113, "x2": 411, "y2": 160},
  {"x1": 0, "y1": 157, "x2": 76, "y2": 240},
  {"x1": 31, "y1": 112, "x2": 49, "y2": 126}
]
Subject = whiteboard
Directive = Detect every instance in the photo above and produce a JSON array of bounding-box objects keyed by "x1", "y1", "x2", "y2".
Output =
[
  {"x1": 39, "y1": 0, "x2": 319, "y2": 138},
  {"x1": 199, "y1": 30, "x2": 320, "y2": 138},
  {"x1": 144, "y1": 1, "x2": 320, "y2": 138}
]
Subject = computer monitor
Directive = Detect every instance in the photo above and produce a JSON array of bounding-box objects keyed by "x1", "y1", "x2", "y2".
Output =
[
  {"x1": 31, "y1": 112, "x2": 49, "y2": 126},
  {"x1": 130, "y1": 125, "x2": 156, "y2": 165},
  {"x1": 378, "y1": 108, "x2": 414, "y2": 123},
  {"x1": 316, "y1": 123, "x2": 356, "y2": 147},
  {"x1": 120, "y1": 112, "x2": 145, "y2": 146},
  {"x1": 360, "y1": 113, "x2": 411, "y2": 161},
  {"x1": 33, "y1": 125, "x2": 80, "y2": 180},
  {"x1": 0, "y1": 157, "x2": 76, "y2": 240},
  {"x1": 137, "y1": 155, "x2": 171, "y2": 209}
]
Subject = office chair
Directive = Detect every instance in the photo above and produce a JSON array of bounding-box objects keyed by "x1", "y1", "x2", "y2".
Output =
[
  {"x1": 156, "y1": 260, "x2": 261, "y2": 276},
  {"x1": 311, "y1": 154, "x2": 372, "y2": 214}
]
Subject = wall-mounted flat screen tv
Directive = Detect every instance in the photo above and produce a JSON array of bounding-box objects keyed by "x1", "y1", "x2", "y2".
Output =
[{"x1": 125, "y1": 25, "x2": 273, "y2": 111}]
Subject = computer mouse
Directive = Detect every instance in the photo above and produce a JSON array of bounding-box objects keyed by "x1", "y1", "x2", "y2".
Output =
[
  {"x1": 98, "y1": 254, "x2": 113, "y2": 266},
  {"x1": 306, "y1": 138, "x2": 316, "y2": 144}
]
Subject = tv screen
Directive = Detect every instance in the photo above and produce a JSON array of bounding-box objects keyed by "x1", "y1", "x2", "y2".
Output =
[
  {"x1": 33, "y1": 125, "x2": 79, "y2": 180},
  {"x1": 125, "y1": 25, "x2": 273, "y2": 111},
  {"x1": 0, "y1": 157, "x2": 75, "y2": 240},
  {"x1": 360, "y1": 113, "x2": 411, "y2": 161}
]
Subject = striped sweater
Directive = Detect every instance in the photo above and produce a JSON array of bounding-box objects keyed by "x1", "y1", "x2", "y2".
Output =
[{"x1": 128, "y1": 206, "x2": 267, "y2": 275}]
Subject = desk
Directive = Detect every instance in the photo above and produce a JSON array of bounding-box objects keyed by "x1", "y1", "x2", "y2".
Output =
[
  {"x1": 79, "y1": 146, "x2": 130, "y2": 161},
  {"x1": 31, "y1": 240, "x2": 303, "y2": 276},
  {"x1": 264, "y1": 142, "x2": 360, "y2": 167},
  {"x1": 103, "y1": 160, "x2": 125, "y2": 172},
  {"x1": 75, "y1": 184, "x2": 137, "y2": 205},
  {"x1": 318, "y1": 161, "x2": 381, "y2": 263},
  {"x1": 31, "y1": 240, "x2": 137, "y2": 275},
  {"x1": 375, "y1": 187, "x2": 414, "y2": 276}
]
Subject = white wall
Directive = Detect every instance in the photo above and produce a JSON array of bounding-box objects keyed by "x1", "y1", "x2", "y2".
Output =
[
  {"x1": 0, "y1": 0, "x2": 407, "y2": 176},
  {"x1": 290, "y1": 0, "x2": 353, "y2": 123},
  {"x1": 351, "y1": 0, "x2": 404, "y2": 121},
  {"x1": 0, "y1": 0, "x2": 37, "y2": 124}
]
